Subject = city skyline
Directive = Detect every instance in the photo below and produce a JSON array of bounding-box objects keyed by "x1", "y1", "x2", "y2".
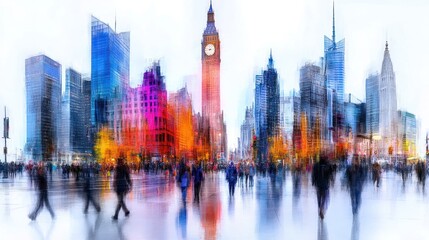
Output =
[{"x1": 1, "y1": 0, "x2": 429, "y2": 156}]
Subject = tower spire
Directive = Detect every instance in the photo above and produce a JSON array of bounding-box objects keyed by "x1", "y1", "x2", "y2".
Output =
[
  {"x1": 114, "y1": 12, "x2": 117, "y2": 32},
  {"x1": 332, "y1": 1, "x2": 336, "y2": 44},
  {"x1": 208, "y1": 0, "x2": 214, "y2": 13},
  {"x1": 268, "y1": 49, "x2": 274, "y2": 69}
]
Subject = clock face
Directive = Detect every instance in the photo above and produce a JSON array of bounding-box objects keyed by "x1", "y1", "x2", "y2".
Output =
[{"x1": 205, "y1": 44, "x2": 215, "y2": 56}]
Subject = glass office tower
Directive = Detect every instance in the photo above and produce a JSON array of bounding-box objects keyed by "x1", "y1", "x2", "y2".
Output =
[
  {"x1": 91, "y1": 16, "x2": 130, "y2": 131},
  {"x1": 25, "y1": 55, "x2": 62, "y2": 161}
]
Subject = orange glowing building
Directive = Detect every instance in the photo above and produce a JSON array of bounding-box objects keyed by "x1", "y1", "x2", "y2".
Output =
[{"x1": 201, "y1": 1, "x2": 227, "y2": 161}]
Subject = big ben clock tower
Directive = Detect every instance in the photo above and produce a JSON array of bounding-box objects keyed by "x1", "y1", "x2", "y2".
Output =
[
  {"x1": 202, "y1": 0, "x2": 220, "y2": 119},
  {"x1": 201, "y1": 1, "x2": 225, "y2": 160}
]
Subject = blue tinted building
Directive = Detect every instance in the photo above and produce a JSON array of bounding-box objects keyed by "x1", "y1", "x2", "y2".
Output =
[
  {"x1": 25, "y1": 55, "x2": 62, "y2": 161},
  {"x1": 324, "y1": 4, "x2": 345, "y2": 142},
  {"x1": 91, "y1": 16, "x2": 130, "y2": 130},
  {"x1": 365, "y1": 74, "x2": 380, "y2": 135},
  {"x1": 59, "y1": 69, "x2": 86, "y2": 160},
  {"x1": 345, "y1": 94, "x2": 365, "y2": 136},
  {"x1": 254, "y1": 51, "x2": 280, "y2": 162}
]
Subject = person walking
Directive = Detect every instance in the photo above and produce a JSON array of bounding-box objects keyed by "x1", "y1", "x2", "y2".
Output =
[
  {"x1": 112, "y1": 157, "x2": 132, "y2": 220},
  {"x1": 83, "y1": 162, "x2": 101, "y2": 214},
  {"x1": 372, "y1": 162, "x2": 382, "y2": 187},
  {"x1": 179, "y1": 166, "x2": 190, "y2": 205},
  {"x1": 311, "y1": 155, "x2": 334, "y2": 220},
  {"x1": 193, "y1": 163, "x2": 204, "y2": 203},
  {"x1": 244, "y1": 162, "x2": 250, "y2": 188},
  {"x1": 249, "y1": 163, "x2": 255, "y2": 187},
  {"x1": 226, "y1": 162, "x2": 238, "y2": 197},
  {"x1": 416, "y1": 161, "x2": 426, "y2": 187},
  {"x1": 345, "y1": 156, "x2": 366, "y2": 215},
  {"x1": 28, "y1": 162, "x2": 55, "y2": 220}
]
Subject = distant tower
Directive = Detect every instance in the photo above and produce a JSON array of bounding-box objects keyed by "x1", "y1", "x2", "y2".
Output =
[
  {"x1": 254, "y1": 51, "x2": 280, "y2": 162},
  {"x1": 379, "y1": 42, "x2": 398, "y2": 154},
  {"x1": 201, "y1": 1, "x2": 226, "y2": 160},
  {"x1": 324, "y1": 2, "x2": 345, "y2": 143}
]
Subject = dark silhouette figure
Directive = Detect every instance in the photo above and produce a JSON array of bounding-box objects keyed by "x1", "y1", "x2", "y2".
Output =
[
  {"x1": 193, "y1": 164, "x2": 204, "y2": 203},
  {"x1": 312, "y1": 156, "x2": 334, "y2": 219},
  {"x1": 29, "y1": 162, "x2": 55, "y2": 220},
  {"x1": 372, "y1": 162, "x2": 381, "y2": 187},
  {"x1": 345, "y1": 157, "x2": 366, "y2": 215},
  {"x1": 83, "y1": 163, "x2": 101, "y2": 214},
  {"x1": 112, "y1": 157, "x2": 132, "y2": 220},
  {"x1": 226, "y1": 162, "x2": 238, "y2": 197},
  {"x1": 179, "y1": 167, "x2": 190, "y2": 205},
  {"x1": 416, "y1": 161, "x2": 426, "y2": 187}
]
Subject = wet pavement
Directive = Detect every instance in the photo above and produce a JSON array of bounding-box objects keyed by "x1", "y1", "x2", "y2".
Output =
[{"x1": 0, "y1": 170, "x2": 428, "y2": 240}]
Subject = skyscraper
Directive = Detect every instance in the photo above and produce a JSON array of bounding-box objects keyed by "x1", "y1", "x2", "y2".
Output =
[
  {"x1": 59, "y1": 68, "x2": 86, "y2": 160},
  {"x1": 299, "y1": 63, "x2": 327, "y2": 155},
  {"x1": 265, "y1": 51, "x2": 280, "y2": 140},
  {"x1": 201, "y1": 1, "x2": 226, "y2": 160},
  {"x1": 255, "y1": 52, "x2": 280, "y2": 162},
  {"x1": 379, "y1": 42, "x2": 398, "y2": 153},
  {"x1": 82, "y1": 77, "x2": 92, "y2": 153},
  {"x1": 280, "y1": 94, "x2": 291, "y2": 142},
  {"x1": 324, "y1": 3, "x2": 345, "y2": 143},
  {"x1": 25, "y1": 55, "x2": 62, "y2": 161},
  {"x1": 255, "y1": 74, "x2": 267, "y2": 163},
  {"x1": 365, "y1": 74, "x2": 380, "y2": 136},
  {"x1": 398, "y1": 111, "x2": 417, "y2": 157},
  {"x1": 239, "y1": 105, "x2": 255, "y2": 160},
  {"x1": 344, "y1": 94, "x2": 365, "y2": 136},
  {"x1": 91, "y1": 16, "x2": 130, "y2": 131}
]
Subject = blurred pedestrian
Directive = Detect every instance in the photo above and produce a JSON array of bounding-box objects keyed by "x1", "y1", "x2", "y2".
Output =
[
  {"x1": 372, "y1": 162, "x2": 381, "y2": 187},
  {"x1": 312, "y1": 155, "x2": 334, "y2": 219},
  {"x1": 193, "y1": 163, "x2": 204, "y2": 203},
  {"x1": 345, "y1": 156, "x2": 366, "y2": 215},
  {"x1": 416, "y1": 161, "x2": 426, "y2": 187},
  {"x1": 245, "y1": 162, "x2": 250, "y2": 187},
  {"x1": 83, "y1": 163, "x2": 101, "y2": 214},
  {"x1": 226, "y1": 162, "x2": 238, "y2": 197},
  {"x1": 28, "y1": 162, "x2": 55, "y2": 220},
  {"x1": 179, "y1": 166, "x2": 190, "y2": 205},
  {"x1": 112, "y1": 157, "x2": 132, "y2": 220},
  {"x1": 249, "y1": 163, "x2": 255, "y2": 187}
]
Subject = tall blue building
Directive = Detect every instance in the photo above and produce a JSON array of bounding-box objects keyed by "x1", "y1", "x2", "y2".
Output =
[
  {"x1": 344, "y1": 94, "x2": 365, "y2": 136},
  {"x1": 365, "y1": 74, "x2": 380, "y2": 136},
  {"x1": 82, "y1": 77, "x2": 92, "y2": 153},
  {"x1": 255, "y1": 74, "x2": 266, "y2": 162},
  {"x1": 324, "y1": 4, "x2": 345, "y2": 142},
  {"x1": 255, "y1": 51, "x2": 280, "y2": 162},
  {"x1": 91, "y1": 16, "x2": 130, "y2": 130},
  {"x1": 59, "y1": 69, "x2": 87, "y2": 160},
  {"x1": 25, "y1": 55, "x2": 62, "y2": 161},
  {"x1": 398, "y1": 110, "x2": 417, "y2": 156}
]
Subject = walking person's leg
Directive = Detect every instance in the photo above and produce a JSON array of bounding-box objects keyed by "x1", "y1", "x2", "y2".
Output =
[
  {"x1": 89, "y1": 192, "x2": 101, "y2": 212},
  {"x1": 113, "y1": 193, "x2": 123, "y2": 220},
  {"x1": 119, "y1": 192, "x2": 130, "y2": 215},
  {"x1": 228, "y1": 183, "x2": 232, "y2": 196},
  {"x1": 29, "y1": 192, "x2": 43, "y2": 220},
  {"x1": 43, "y1": 191, "x2": 55, "y2": 218},
  {"x1": 84, "y1": 192, "x2": 90, "y2": 213}
]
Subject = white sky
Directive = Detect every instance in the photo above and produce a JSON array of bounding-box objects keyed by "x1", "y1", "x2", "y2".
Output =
[{"x1": 1, "y1": 0, "x2": 429, "y2": 159}]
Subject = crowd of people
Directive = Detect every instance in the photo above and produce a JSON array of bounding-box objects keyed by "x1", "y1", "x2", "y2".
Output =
[{"x1": 0, "y1": 154, "x2": 428, "y2": 222}]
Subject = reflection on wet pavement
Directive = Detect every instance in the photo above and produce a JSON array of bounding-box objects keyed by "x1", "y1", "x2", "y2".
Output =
[{"x1": 0, "y1": 170, "x2": 428, "y2": 239}]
